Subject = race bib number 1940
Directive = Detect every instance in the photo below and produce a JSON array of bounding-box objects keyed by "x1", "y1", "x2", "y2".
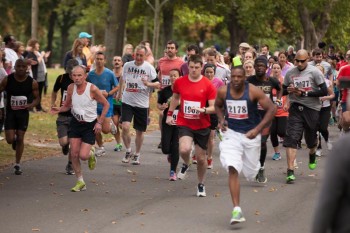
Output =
[
  {"x1": 183, "y1": 100, "x2": 200, "y2": 119},
  {"x1": 226, "y1": 100, "x2": 248, "y2": 119}
]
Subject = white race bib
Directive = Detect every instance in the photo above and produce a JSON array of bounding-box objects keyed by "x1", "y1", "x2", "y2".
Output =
[
  {"x1": 161, "y1": 75, "x2": 171, "y2": 87},
  {"x1": 125, "y1": 82, "x2": 140, "y2": 92},
  {"x1": 183, "y1": 100, "x2": 200, "y2": 119},
  {"x1": 226, "y1": 100, "x2": 248, "y2": 119},
  {"x1": 11, "y1": 96, "x2": 27, "y2": 110},
  {"x1": 62, "y1": 90, "x2": 67, "y2": 106},
  {"x1": 293, "y1": 76, "x2": 312, "y2": 91},
  {"x1": 172, "y1": 110, "x2": 179, "y2": 124}
]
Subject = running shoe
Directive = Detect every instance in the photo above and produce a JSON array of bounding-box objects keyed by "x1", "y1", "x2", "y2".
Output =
[
  {"x1": 114, "y1": 143, "x2": 122, "y2": 152},
  {"x1": 65, "y1": 163, "x2": 75, "y2": 175},
  {"x1": 327, "y1": 141, "x2": 333, "y2": 151},
  {"x1": 88, "y1": 147, "x2": 97, "y2": 170},
  {"x1": 122, "y1": 151, "x2": 132, "y2": 163},
  {"x1": 196, "y1": 183, "x2": 206, "y2": 197},
  {"x1": 207, "y1": 158, "x2": 213, "y2": 169},
  {"x1": 309, "y1": 153, "x2": 317, "y2": 170},
  {"x1": 255, "y1": 168, "x2": 267, "y2": 183},
  {"x1": 14, "y1": 165, "x2": 22, "y2": 175},
  {"x1": 294, "y1": 159, "x2": 299, "y2": 169},
  {"x1": 177, "y1": 163, "x2": 189, "y2": 180},
  {"x1": 315, "y1": 148, "x2": 322, "y2": 157},
  {"x1": 192, "y1": 155, "x2": 197, "y2": 164},
  {"x1": 131, "y1": 155, "x2": 140, "y2": 165},
  {"x1": 110, "y1": 122, "x2": 117, "y2": 135},
  {"x1": 272, "y1": 152, "x2": 281, "y2": 160},
  {"x1": 230, "y1": 209, "x2": 246, "y2": 224},
  {"x1": 95, "y1": 147, "x2": 106, "y2": 157},
  {"x1": 71, "y1": 181, "x2": 86, "y2": 192},
  {"x1": 62, "y1": 144, "x2": 69, "y2": 155},
  {"x1": 157, "y1": 142, "x2": 162, "y2": 149},
  {"x1": 169, "y1": 170, "x2": 177, "y2": 181},
  {"x1": 286, "y1": 169, "x2": 296, "y2": 184}
]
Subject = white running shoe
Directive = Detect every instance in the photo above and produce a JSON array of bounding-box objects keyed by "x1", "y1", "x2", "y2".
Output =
[
  {"x1": 316, "y1": 149, "x2": 322, "y2": 157},
  {"x1": 327, "y1": 142, "x2": 333, "y2": 151}
]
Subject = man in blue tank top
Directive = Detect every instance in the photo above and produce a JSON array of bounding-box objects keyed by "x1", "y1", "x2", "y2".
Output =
[{"x1": 215, "y1": 66, "x2": 275, "y2": 225}]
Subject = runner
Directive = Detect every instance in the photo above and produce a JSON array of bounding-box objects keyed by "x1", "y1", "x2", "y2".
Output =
[
  {"x1": 118, "y1": 45, "x2": 159, "y2": 165},
  {"x1": 51, "y1": 59, "x2": 78, "y2": 175},
  {"x1": 111, "y1": 56, "x2": 123, "y2": 152},
  {"x1": 158, "y1": 69, "x2": 181, "y2": 180},
  {"x1": 166, "y1": 54, "x2": 216, "y2": 197},
  {"x1": 283, "y1": 49, "x2": 327, "y2": 183},
  {"x1": 247, "y1": 56, "x2": 281, "y2": 183},
  {"x1": 87, "y1": 51, "x2": 118, "y2": 156},
  {"x1": 0, "y1": 58, "x2": 39, "y2": 175},
  {"x1": 51, "y1": 65, "x2": 109, "y2": 192},
  {"x1": 215, "y1": 66, "x2": 275, "y2": 224}
]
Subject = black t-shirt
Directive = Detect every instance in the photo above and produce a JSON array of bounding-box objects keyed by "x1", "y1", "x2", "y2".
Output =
[
  {"x1": 247, "y1": 75, "x2": 280, "y2": 114},
  {"x1": 157, "y1": 86, "x2": 180, "y2": 115},
  {"x1": 23, "y1": 51, "x2": 38, "y2": 80},
  {"x1": 5, "y1": 73, "x2": 33, "y2": 111},
  {"x1": 53, "y1": 73, "x2": 73, "y2": 116}
]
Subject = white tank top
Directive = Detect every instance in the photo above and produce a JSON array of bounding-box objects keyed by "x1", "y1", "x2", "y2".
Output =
[
  {"x1": 321, "y1": 79, "x2": 331, "y2": 108},
  {"x1": 71, "y1": 82, "x2": 97, "y2": 122}
]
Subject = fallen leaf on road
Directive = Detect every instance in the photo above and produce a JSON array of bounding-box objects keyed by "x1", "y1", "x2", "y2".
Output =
[
  {"x1": 253, "y1": 189, "x2": 258, "y2": 193},
  {"x1": 6, "y1": 177, "x2": 10, "y2": 180},
  {"x1": 32, "y1": 228, "x2": 40, "y2": 231},
  {"x1": 80, "y1": 208, "x2": 89, "y2": 212},
  {"x1": 131, "y1": 179, "x2": 136, "y2": 182},
  {"x1": 214, "y1": 193, "x2": 221, "y2": 197},
  {"x1": 49, "y1": 183, "x2": 54, "y2": 186},
  {"x1": 269, "y1": 187, "x2": 277, "y2": 192},
  {"x1": 211, "y1": 171, "x2": 219, "y2": 175},
  {"x1": 256, "y1": 220, "x2": 261, "y2": 223},
  {"x1": 139, "y1": 211, "x2": 145, "y2": 215},
  {"x1": 91, "y1": 179, "x2": 97, "y2": 183},
  {"x1": 59, "y1": 220, "x2": 63, "y2": 223},
  {"x1": 127, "y1": 169, "x2": 133, "y2": 174},
  {"x1": 53, "y1": 192, "x2": 57, "y2": 195},
  {"x1": 155, "y1": 177, "x2": 160, "y2": 179},
  {"x1": 105, "y1": 191, "x2": 109, "y2": 194},
  {"x1": 308, "y1": 174, "x2": 315, "y2": 177},
  {"x1": 111, "y1": 221, "x2": 117, "y2": 224},
  {"x1": 255, "y1": 211, "x2": 260, "y2": 215}
]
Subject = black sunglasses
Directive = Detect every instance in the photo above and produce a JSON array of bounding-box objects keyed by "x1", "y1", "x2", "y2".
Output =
[{"x1": 295, "y1": 59, "x2": 307, "y2": 63}]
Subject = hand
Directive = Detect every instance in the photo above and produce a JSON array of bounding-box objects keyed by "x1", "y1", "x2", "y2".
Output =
[
  {"x1": 192, "y1": 107, "x2": 205, "y2": 113},
  {"x1": 218, "y1": 120, "x2": 228, "y2": 132},
  {"x1": 245, "y1": 128, "x2": 259, "y2": 139},
  {"x1": 160, "y1": 103, "x2": 168, "y2": 110},
  {"x1": 44, "y1": 51, "x2": 51, "y2": 58},
  {"x1": 50, "y1": 106, "x2": 60, "y2": 115},
  {"x1": 141, "y1": 77, "x2": 148, "y2": 86},
  {"x1": 283, "y1": 104, "x2": 289, "y2": 112},
  {"x1": 166, "y1": 115, "x2": 175, "y2": 125},
  {"x1": 102, "y1": 90, "x2": 108, "y2": 98},
  {"x1": 94, "y1": 122, "x2": 102, "y2": 134}
]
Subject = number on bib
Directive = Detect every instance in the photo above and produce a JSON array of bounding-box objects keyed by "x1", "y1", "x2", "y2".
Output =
[
  {"x1": 11, "y1": 96, "x2": 27, "y2": 110},
  {"x1": 226, "y1": 100, "x2": 248, "y2": 119},
  {"x1": 183, "y1": 100, "x2": 200, "y2": 119}
]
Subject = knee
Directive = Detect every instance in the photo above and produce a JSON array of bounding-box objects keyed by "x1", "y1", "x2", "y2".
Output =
[{"x1": 179, "y1": 147, "x2": 191, "y2": 156}]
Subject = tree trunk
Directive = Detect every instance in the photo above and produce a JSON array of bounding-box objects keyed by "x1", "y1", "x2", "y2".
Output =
[
  {"x1": 226, "y1": 4, "x2": 247, "y2": 54},
  {"x1": 31, "y1": 0, "x2": 39, "y2": 39},
  {"x1": 104, "y1": 0, "x2": 130, "y2": 68},
  {"x1": 46, "y1": 9, "x2": 57, "y2": 67},
  {"x1": 162, "y1": 0, "x2": 174, "y2": 49},
  {"x1": 143, "y1": 16, "x2": 148, "y2": 41}
]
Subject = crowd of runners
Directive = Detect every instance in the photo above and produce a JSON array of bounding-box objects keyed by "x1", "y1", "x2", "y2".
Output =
[{"x1": 1, "y1": 32, "x2": 350, "y2": 226}]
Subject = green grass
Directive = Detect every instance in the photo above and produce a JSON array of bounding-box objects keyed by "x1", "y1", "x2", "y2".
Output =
[{"x1": 0, "y1": 68, "x2": 161, "y2": 168}]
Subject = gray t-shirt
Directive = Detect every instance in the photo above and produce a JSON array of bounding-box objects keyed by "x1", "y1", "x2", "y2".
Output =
[
  {"x1": 284, "y1": 64, "x2": 325, "y2": 111},
  {"x1": 122, "y1": 61, "x2": 157, "y2": 108},
  {"x1": 308, "y1": 60, "x2": 332, "y2": 79}
]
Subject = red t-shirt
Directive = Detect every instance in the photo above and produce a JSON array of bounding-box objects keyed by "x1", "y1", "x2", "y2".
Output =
[
  {"x1": 157, "y1": 56, "x2": 184, "y2": 88},
  {"x1": 337, "y1": 64, "x2": 350, "y2": 102},
  {"x1": 173, "y1": 75, "x2": 217, "y2": 130}
]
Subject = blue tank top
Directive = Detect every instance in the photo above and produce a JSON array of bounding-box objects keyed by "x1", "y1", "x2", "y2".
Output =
[{"x1": 225, "y1": 82, "x2": 261, "y2": 133}]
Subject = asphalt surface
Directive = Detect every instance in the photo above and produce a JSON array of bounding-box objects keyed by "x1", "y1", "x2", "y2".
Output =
[{"x1": 0, "y1": 126, "x2": 340, "y2": 233}]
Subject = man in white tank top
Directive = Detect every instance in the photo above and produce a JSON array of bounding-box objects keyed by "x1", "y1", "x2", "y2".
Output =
[{"x1": 51, "y1": 65, "x2": 109, "y2": 192}]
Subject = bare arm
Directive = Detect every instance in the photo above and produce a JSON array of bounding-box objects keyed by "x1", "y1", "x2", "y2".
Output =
[
  {"x1": 165, "y1": 93, "x2": 180, "y2": 125},
  {"x1": 26, "y1": 80, "x2": 40, "y2": 109},
  {"x1": 214, "y1": 86, "x2": 228, "y2": 132},
  {"x1": 0, "y1": 76, "x2": 8, "y2": 93},
  {"x1": 51, "y1": 91, "x2": 58, "y2": 107},
  {"x1": 91, "y1": 84, "x2": 110, "y2": 124},
  {"x1": 320, "y1": 84, "x2": 335, "y2": 101},
  {"x1": 116, "y1": 78, "x2": 124, "y2": 101}
]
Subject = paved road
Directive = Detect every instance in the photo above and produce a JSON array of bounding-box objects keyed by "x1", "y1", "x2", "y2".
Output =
[{"x1": 0, "y1": 127, "x2": 340, "y2": 233}]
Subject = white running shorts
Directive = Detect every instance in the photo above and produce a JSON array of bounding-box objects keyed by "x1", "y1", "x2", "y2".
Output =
[{"x1": 219, "y1": 128, "x2": 261, "y2": 181}]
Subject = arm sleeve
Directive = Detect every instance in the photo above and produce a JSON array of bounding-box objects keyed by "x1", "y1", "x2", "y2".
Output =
[{"x1": 308, "y1": 82, "x2": 328, "y2": 97}]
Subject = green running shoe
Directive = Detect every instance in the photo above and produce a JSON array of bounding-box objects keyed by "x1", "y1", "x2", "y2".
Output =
[
  {"x1": 286, "y1": 169, "x2": 296, "y2": 184},
  {"x1": 88, "y1": 147, "x2": 97, "y2": 170},
  {"x1": 71, "y1": 181, "x2": 86, "y2": 192},
  {"x1": 308, "y1": 153, "x2": 317, "y2": 170},
  {"x1": 230, "y1": 209, "x2": 246, "y2": 224}
]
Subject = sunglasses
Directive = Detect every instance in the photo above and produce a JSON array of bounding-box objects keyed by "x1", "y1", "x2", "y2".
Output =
[{"x1": 295, "y1": 59, "x2": 307, "y2": 63}]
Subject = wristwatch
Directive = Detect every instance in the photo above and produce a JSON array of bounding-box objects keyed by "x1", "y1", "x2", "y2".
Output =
[{"x1": 305, "y1": 91, "x2": 308, "y2": 97}]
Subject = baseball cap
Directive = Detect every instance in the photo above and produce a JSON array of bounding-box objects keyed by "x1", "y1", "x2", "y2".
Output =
[
  {"x1": 79, "y1": 32, "x2": 92, "y2": 39},
  {"x1": 239, "y1": 42, "x2": 250, "y2": 49}
]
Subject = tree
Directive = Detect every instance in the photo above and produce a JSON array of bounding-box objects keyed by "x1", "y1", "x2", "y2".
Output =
[
  {"x1": 31, "y1": 0, "x2": 39, "y2": 39},
  {"x1": 145, "y1": 0, "x2": 169, "y2": 58}
]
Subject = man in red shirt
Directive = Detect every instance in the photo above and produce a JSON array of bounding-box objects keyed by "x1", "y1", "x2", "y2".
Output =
[
  {"x1": 166, "y1": 54, "x2": 216, "y2": 197},
  {"x1": 337, "y1": 50, "x2": 350, "y2": 132}
]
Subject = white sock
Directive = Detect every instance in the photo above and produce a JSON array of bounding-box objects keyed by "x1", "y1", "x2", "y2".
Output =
[
  {"x1": 77, "y1": 176, "x2": 84, "y2": 182},
  {"x1": 126, "y1": 148, "x2": 131, "y2": 153},
  {"x1": 233, "y1": 206, "x2": 242, "y2": 212}
]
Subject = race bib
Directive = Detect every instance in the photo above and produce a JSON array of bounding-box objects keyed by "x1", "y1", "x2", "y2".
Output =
[
  {"x1": 226, "y1": 100, "x2": 248, "y2": 119},
  {"x1": 11, "y1": 96, "x2": 27, "y2": 110},
  {"x1": 293, "y1": 76, "x2": 312, "y2": 91},
  {"x1": 258, "y1": 94, "x2": 270, "y2": 110},
  {"x1": 183, "y1": 100, "x2": 200, "y2": 119},
  {"x1": 71, "y1": 108, "x2": 85, "y2": 122},
  {"x1": 161, "y1": 75, "x2": 171, "y2": 87},
  {"x1": 172, "y1": 110, "x2": 179, "y2": 124},
  {"x1": 125, "y1": 82, "x2": 140, "y2": 92},
  {"x1": 61, "y1": 90, "x2": 67, "y2": 106}
]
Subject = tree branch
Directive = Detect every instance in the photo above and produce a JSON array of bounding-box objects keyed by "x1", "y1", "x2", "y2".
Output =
[{"x1": 145, "y1": 0, "x2": 155, "y2": 12}]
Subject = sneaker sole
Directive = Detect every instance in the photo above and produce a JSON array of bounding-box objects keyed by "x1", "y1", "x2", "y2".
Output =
[
  {"x1": 177, "y1": 172, "x2": 187, "y2": 180},
  {"x1": 230, "y1": 218, "x2": 246, "y2": 225},
  {"x1": 71, "y1": 186, "x2": 86, "y2": 192},
  {"x1": 122, "y1": 160, "x2": 130, "y2": 163},
  {"x1": 196, "y1": 193, "x2": 206, "y2": 197}
]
